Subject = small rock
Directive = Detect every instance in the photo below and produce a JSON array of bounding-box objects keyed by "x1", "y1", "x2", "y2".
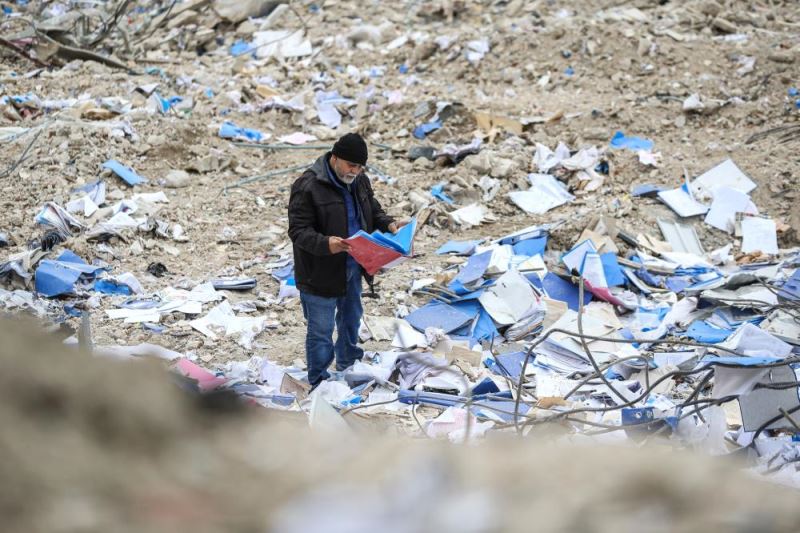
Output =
[
  {"x1": 699, "y1": 0, "x2": 722, "y2": 16},
  {"x1": 413, "y1": 157, "x2": 435, "y2": 170},
  {"x1": 167, "y1": 9, "x2": 198, "y2": 29},
  {"x1": 490, "y1": 157, "x2": 516, "y2": 179},
  {"x1": 185, "y1": 339, "x2": 202, "y2": 350},
  {"x1": 236, "y1": 18, "x2": 257, "y2": 36},
  {"x1": 412, "y1": 41, "x2": 438, "y2": 63},
  {"x1": 682, "y1": 93, "x2": 704, "y2": 113},
  {"x1": 767, "y1": 52, "x2": 795, "y2": 64},
  {"x1": 711, "y1": 17, "x2": 737, "y2": 34},
  {"x1": 163, "y1": 169, "x2": 191, "y2": 188},
  {"x1": 465, "y1": 152, "x2": 492, "y2": 175},
  {"x1": 148, "y1": 134, "x2": 167, "y2": 146}
]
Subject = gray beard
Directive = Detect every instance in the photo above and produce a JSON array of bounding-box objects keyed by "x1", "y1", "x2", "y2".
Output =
[{"x1": 340, "y1": 175, "x2": 357, "y2": 185}]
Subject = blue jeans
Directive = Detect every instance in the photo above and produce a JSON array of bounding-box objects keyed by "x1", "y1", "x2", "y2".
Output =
[{"x1": 299, "y1": 267, "x2": 364, "y2": 386}]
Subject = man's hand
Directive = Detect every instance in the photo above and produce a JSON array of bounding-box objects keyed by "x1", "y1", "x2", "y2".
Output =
[
  {"x1": 388, "y1": 218, "x2": 411, "y2": 234},
  {"x1": 328, "y1": 236, "x2": 351, "y2": 254}
]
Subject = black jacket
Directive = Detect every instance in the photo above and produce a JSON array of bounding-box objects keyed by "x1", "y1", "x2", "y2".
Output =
[{"x1": 288, "y1": 153, "x2": 394, "y2": 297}]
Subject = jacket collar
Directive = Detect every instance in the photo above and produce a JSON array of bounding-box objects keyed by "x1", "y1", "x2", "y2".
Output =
[{"x1": 309, "y1": 152, "x2": 365, "y2": 187}]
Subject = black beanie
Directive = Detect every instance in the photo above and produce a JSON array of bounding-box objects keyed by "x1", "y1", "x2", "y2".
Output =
[{"x1": 332, "y1": 133, "x2": 368, "y2": 166}]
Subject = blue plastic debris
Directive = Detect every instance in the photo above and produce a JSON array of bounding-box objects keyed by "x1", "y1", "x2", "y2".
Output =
[
  {"x1": 561, "y1": 239, "x2": 596, "y2": 274},
  {"x1": 471, "y1": 400, "x2": 530, "y2": 423},
  {"x1": 35, "y1": 251, "x2": 105, "y2": 297},
  {"x1": 204, "y1": 87, "x2": 214, "y2": 99},
  {"x1": 492, "y1": 351, "x2": 533, "y2": 381},
  {"x1": 230, "y1": 40, "x2": 253, "y2": 57},
  {"x1": 58, "y1": 249, "x2": 86, "y2": 264},
  {"x1": 471, "y1": 377, "x2": 500, "y2": 396},
  {"x1": 151, "y1": 92, "x2": 183, "y2": 114},
  {"x1": 453, "y1": 250, "x2": 492, "y2": 286},
  {"x1": 405, "y1": 301, "x2": 473, "y2": 333},
  {"x1": 621, "y1": 407, "x2": 655, "y2": 426},
  {"x1": 94, "y1": 278, "x2": 133, "y2": 296},
  {"x1": 665, "y1": 276, "x2": 692, "y2": 293},
  {"x1": 609, "y1": 131, "x2": 654, "y2": 151},
  {"x1": 527, "y1": 272, "x2": 592, "y2": 311},
  {"x1": 789, "y1": 87, "x2": 799, "y2": 97},
  {"x1": 397, "y1": 390, "x2": 526, "y2": 422},
  {"x1": 448, "y1": 279, "x2": 488, "y2": 297},
  {"x1": 449, "y1": 299, "x2": 498, "y2": 343},
  {"x1": 511, "y1": 236, "x2": 547, "y2": 258},
  {"x1": 600, "y1": 253, "x2": 626, "y2": 287},
  {"x1": 102, "y1": 160, "x2": 147, "y2": 186},
  {"x1": 635, "y1": 267, "x2": 662, "y2": 288},
  {"x1": 685, "y1": 320, "x2": 733, "y2": 343},
  {"x1": 270, "y1": 263, "x2": 295, "y2": 282},
  {"x1": 430, "y1": 183, "x2": 454, "y2": 204},
  {"x1": 413, "y1": 120, "x2": 442, "y2": 139},
  {"x1": 355, "y1": 217, "x2": 416, "y2": 256},
  {"x1": 435, "y1": 240, "x2": 482, "y2": 256},
  {"x1": 218, "y1": 121, "x2": 265, "y2": 142},
  {"x1": 399, "y1": 64, "x2": 409, "y2": 74},
  {"x1": 564, "y1": 66, "x2": 574, "y2": 76}
]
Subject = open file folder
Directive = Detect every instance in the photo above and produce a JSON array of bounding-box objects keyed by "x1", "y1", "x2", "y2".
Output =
[{"x1": 345, "y1": 218, "x2": 417, "y2": 275}]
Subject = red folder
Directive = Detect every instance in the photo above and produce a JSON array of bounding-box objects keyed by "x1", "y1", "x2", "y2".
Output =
[{"x1": 344, "y1": 234, "x2": 404, "y2": 275}]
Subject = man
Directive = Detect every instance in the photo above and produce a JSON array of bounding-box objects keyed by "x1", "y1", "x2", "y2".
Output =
[{"x1": 288, "y1": 133, "x2": 404, "y2": 388}]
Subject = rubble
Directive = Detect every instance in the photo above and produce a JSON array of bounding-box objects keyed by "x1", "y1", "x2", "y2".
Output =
[{"x1": 2, "y1": 0, "x2": 800, "y2": 527}]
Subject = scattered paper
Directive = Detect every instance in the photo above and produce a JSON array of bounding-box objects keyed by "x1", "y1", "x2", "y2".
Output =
[
  {"x1": 508, "y1": 174, "x2": 574, "y2": 215},
  {"x1": 478, "y1": 269, "x2": 539, "y2": 325},
  {"x1": 658, "y1": 187, "x2": 709, "y2": 218},
  {"x1": 691, "y1": 159, "x2": 756, "y2": 200},
  {"x1": 741, "y1": 217, "x2": 778, "y2": 254},
  {"x1": 449, "y1": 204, "x2": 486, "y2": 227}
]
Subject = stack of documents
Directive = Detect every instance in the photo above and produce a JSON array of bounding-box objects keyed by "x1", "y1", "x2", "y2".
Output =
[{"x1": 533, "y1": 310, "x2": 639, "y2": 376}]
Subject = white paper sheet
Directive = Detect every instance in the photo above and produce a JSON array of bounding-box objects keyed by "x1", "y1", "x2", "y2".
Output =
[
  {"x1": 719, "y1": 323, "x2": 792, "y2": 358},
  {"x1": 449, "y1": 203, "x2": 486, "y2": 227},
  {"x1": 478, "y1": 269, "x2": 538, "y2": 325},
  {"x1": 579, "y1": 251, "x2": 607, "y2": 288},
  {"x1": 391, "y1": 320, "x2": 427, "y2": 349},
  {"x1": 658, "y1": 187, "x2": 709, "y2": 217},
  {"x1": 508, "y1": 173, "x2": 574, "y2": 215},
  {"x1": 691, "y1": 159, "x2": 756, "y2": 200},
  {"x1": 562, "y1": 239, "x2": 597, "y2": 274},
  {"x1": 741, "y1": 217, "x2": 778, "y2": 254},
  {"x1": 703, "y1": 187, "x2": 757, "y2": 233}
]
